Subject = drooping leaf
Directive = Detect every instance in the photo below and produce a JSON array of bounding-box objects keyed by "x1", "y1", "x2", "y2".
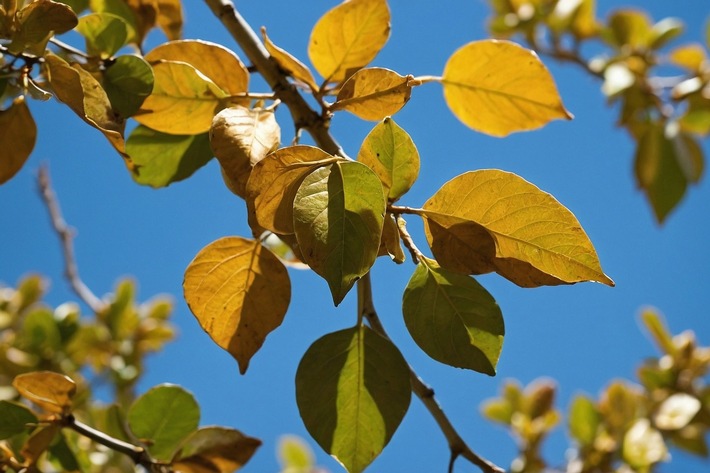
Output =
[
  {"x1": 12, "y1": 371, "x2": 76, "y2": 415},
  {"x1": 332, "y1": 68, "x2": 413, "y2": 121},
  {"x1": 76, "y1": 12, "x2": 129, "y2": 57},
  {"x1": 183, "y1": 237, "x2": 291, "y2": 374},
  {"x1": 568, "y1": 395, "x2": 600, "y2": 446},
  {"x1": 293, "y1": 161, "x2": 386, "y2": 305},
  {"x1": 308, "y1": 0, "x2": 391, "y2": 84},
  {"x1": 172, "y1": 426, "x2": 261, "y2": 473},
  {"x1": 126, "y1": 125, "x2": 212, "y2": 187},
  {"x1": 402, "y1": 257, "x2": 504, "y2": 375},
  {"x1": 103, "y1": 54, "x2": 154, "y2": 118},
  {"x1": 422, "y1": 170, "x2": 614, "y2": 287},
  {"x1": 262, "y1": 27, "x2": 318, "y2": 92},
  {"x1": 124, "y1": 0, "x2": 182, "y2": 44},
  {"x1": 211, "y1": 105, "x2": 281, "y2": 198},
  {"x1": 296, "y1": 326, "x2": 411, "y2": 473},
  {"x1": 441, "y1": 40, "x2": 572, "y2": 137},
  {"x1": 379, "y1": 213, "x2": 405, "y2": 263},
  {"x1": 246, "y1": 145, "x2": 342, "y2": 235},
  {"x1": 357, "y1": 116, "x2": 419, "y2": 201},
  {"x1": 21, "y1": 424, "x2": 61, "y2": 466},
  {"x1": 0, "y1": 96, "x2": 36, "y2": 185},
  {"x1": 0, "y1": 401, "x2": 37, "y2": 439},
  {"x1": 155, "y1": 0, "x2": 182, "y2": 40},
  {"x1": 9, "y1": 0, "x2": 78, "y2": 56},
  {"x1": 127, "y1": 384, "x2": 199, "y2": 462}
]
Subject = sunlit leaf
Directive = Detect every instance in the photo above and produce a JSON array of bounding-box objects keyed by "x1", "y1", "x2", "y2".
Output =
[
  {"x1": 103, "y1": 54, "x2": 154, "y2": 118},
  {"x1": 604, "y1": 10, "x2": 652, "y2": 49},
  {"x1": 262, "y1": 27, "x2": 318, "y2": 92},
  {"x1": 183, "y1": 237, "x2": 291, "y2": 374},
  {"x1": 422, "y1": 170, "x2": 614, "y2": 287},
  {"x1": 623, "y1": 419, "x2": 669, "y2": 468},
  {"x1": 246, "y1": 145, "x2": 342, "y2": 235},
  {"x1": 126, "y1": 125, "x2": 212, "y2": 187},
  {"x1": 357, "y1": 116, "x2": 419, "y2": 201},
  {"x1": 296, "y1": 326, "x2": 411, "y2": 473},
  {"x1": 172, "y1": 426, "x2": 261, "y2": 473},
  {"x1": 12, "y1": 371, "x2": 76, "y2": 415},
  {"x1": 156, "y1": 0, "x2": 182, "y2": 40},
  {"x1": 127, "y1": 384, "x2": 199, "y2": 462},
  {"x1": 654, "y1": 393, "x2": 701, "y2": 430},
  {"x1": 0, "y1": 401, "x2": 37, "y2": 439},
  {"x1": 308, "y1": 0, "x2": 391, "y2": 84},
  {"x1": 76, "y1": 12, "x2": 129, "y2": 57},
  {"x1": 442, "y1": 40, "x2": 572, "y2": 137},
  {"x1": 124, "y1": 0, "x2": 159, "y2": 43},
  {"x1": 89, "y1": 0, "x2": 138, "y2": 42},
  {"x1": 293, "y1": 161, "x2": 385, "y2": 305},
  {"x1": 278, "y1": 435, "x2": 315, "y2": 471},
  {"x1": 9, "y1": 0, "x2": 78, "y2": 56},
  {"x1": 640, "y1": 308, "x2": 676, "y2": 356},
  {"x1": 402, "y1": 257, "x2": 504, "y2": 375},
  {"x1": 211, "y1": 105, "x2": 281, "y2": 198},
  {"x1": 649, "y1": 17, "x2": 684, "y2": 50},
  {"x1": 332, "y1": 68, "x2": 413, "y2": 121},
  {"x1": 570, "y1": 0, "x2": 599, "y2": 39},
  {"x1": 568, "y1": 395, "x2": 599, "y2": 446},
  {"x1": 0, "y1": 96, "x2": 36, "y2": 185},
  {"x1": 681, "y1": 93, "x2": 710, "y2": 135},
  {"x1": 669, "y1": 43, "x2": 707, "y2": 72}
]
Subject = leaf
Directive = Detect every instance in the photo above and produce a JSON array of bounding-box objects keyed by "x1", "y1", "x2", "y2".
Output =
[
  {"x1": 640, "y1": 308, "x2": 676, "y2": 356},
  {"x1": 422, "y1": 170, "x2": 614, "y2": 287},
  {"x1": 262, "y1": 27, "x2": 318, "y2": 92},
  {"x1": 21, "y1": 424, "x2": 61, "y2": 466},
  {"x1": 604, "y1": 10, "x2": 652, "y2": 49},
  {"x1": 669, "y1": 43, "x2": 707, "y2": 72},
  {"x1": 441, "y1": 40, "x2": 572, "y2": 137},
  {"x1": 649, "y1": 17, "x2": 684, "y2": 50},
  {"x1": 402, "y1": 257, "x2": 504, "y2": 375},
  {"x1": 103, "y1": 54, "x2": 154, "y2": 118},
  {"x1": 568, "y1": 395, "x2": 599, "y2": 446},
  {"x1": 357, "y1": 116, "x2": 419, "y2": 201},
  {"x1": 293, "y1": 161, "x2": 386, "y2": 305},
  {"x1": 155, "y1": 0, "x2": 182, "y2": 40},
  {"x1": 172, "y1": 426, "x2": 261, "y2": 473},
  {"x1": 246, "y1": 145, "x2": 342, "y2": 235},
  {"x1": 278, "y1": 435, "x2": 315, "y2": 471},
  {"x1": 308, "y1": 0, "x2": 391, "y2": 84},
  {"x1": 0, "y1": 96, "x2": 36, "y2": 185},
  {"x1": 134, "y1": 60, "x2": 228, "y2": 135},
  {"x1": 296, "y1": 326, "x2": 411, "y2": 473},
  {"x1": 9, "y1": 0, "x2": 78, "y2": 56},
  {"x1": 183, "y1": 237, "x2": 291, "y2": 374},
  {"x1": 0, "y1": 401, "x2": 37, "y2": 439},
  {"x1": 210, "y1": 105, "x2": 281, "y2": 198},
  {"x1": 44, "y1": 54, "x2": 131, "y2": 164},
  {"x1": 76, "y1": 12, "x2": 129, "y2": 57},
  {"x1": 379, "y1": 213, "x2": 405, "y2": 263},
  {"x1": 12, "y1": 371, "x2": 76, "y2": 415},
  {"x1": 127, "y1": 384, "x2": 199, "y2": 462},
  {"x1": 89, "y1": 0, "x2": 138, "y2": 41},
  {"x1": 332, "y1": 68, "x2": 413, "y2": 121},
  {"x1": 654, "y1": 393, "x2": 702, "y2": 430},
  {"x1": 126, "y1": 125, "x2": 212, "y2": 187}
]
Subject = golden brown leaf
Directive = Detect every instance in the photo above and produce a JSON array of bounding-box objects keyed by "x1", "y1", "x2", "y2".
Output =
[
  {"x1": 262, "y1": 27, "x2": 318, "y2": 92},
  {"x1": 13, "y1": 371, "x2": 76, "y2": 415},
  {"x1": 156, "y1": 0, "x2": 182, "y2": 40},
  {"x1": 0, "y1": 96, "x2": 36, "y2": 184},
  {"x1": 331, "y1": 67, "x2": 412, "y2": 121}
]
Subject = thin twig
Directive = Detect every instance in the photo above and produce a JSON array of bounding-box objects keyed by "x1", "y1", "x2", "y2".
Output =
[
  {"x1": 49, "y1": 38, "x2": 91, "y2": 60},
  {"x1": 37, "y1": 166, "x2": 104, "y2": 313}
]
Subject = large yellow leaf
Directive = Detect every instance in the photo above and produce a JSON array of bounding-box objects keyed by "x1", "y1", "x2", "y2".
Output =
[
  {"x1": 183, "y1": 237, "x2": 291, "y2": 374},
  {"x1": 422, "y1": 170, "x2": 614, "y2": 287},
  {"x1": 441, "y1": 40, "x2": 572, "y2": 137},
  {"x1": 331, "y1": 67, "x2": 413, "y2": 121},
  {"x1": 13, "y1": 371, "x2": 76, "y2": 415},
  {"x1": 308, "y1": 0, "x2": 391, "y2": 84},
  {"x1": 262, "y1": 27, "x2": 318, "y2": 92},
  {"x1": 0, "y1": 97, "x2": 36, "y2": 184}
]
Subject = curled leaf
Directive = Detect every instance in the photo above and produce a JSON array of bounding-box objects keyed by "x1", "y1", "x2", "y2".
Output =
[
  {"x1": 332, "y1": 68, "x2": 413, "y2": 121},
  {"x1": 262, "y1": 27, "x2": 318, "y2": 92},
  {"x1": 13, "y1": 371, "x2": 76, "y2": 415}
]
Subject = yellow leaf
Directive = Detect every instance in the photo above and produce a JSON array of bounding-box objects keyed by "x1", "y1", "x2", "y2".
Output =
[
  {"x1": 262, "y1": 27, "x2": 318, "y2": 92},
  {"x1": 21, "y1": 424, "x2": 61, "y2": 466},
  {"x1": 308, "y1": 0, "x2": 391, "y2": 84},
  {"x1": 0, "y1": 96, "x2": 36, "y2": 184},
  {"x1": 441, "y1": 40, "x2": 572, "y2": 137},
  {"x1": 135, "y1": 60, "x2": 228, "y2": 135},
  {"x1": 13, "y1": 371, "x2": 76, "y2": 415},
  {"x1": 669, "y1": 43, "x2": 707, "y2": 72},
  {"x1": 331, "y1": 67, "x2": 413, "y2": 121},
  {"x1": 183, "y1": 237, "x2": 291, "y2": 374},
  {"x1": 423, "y1": 170, "x2": 614, "y2": 287},
  {"x1": 379, "y1": 213, "x2": 405, "y2": 263},
  {"x1": 156, "y1": 0, "x2": 182, "y2": 40}
]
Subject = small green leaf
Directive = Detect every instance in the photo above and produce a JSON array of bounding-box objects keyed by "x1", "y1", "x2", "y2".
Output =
[
  {"x1": 0, "y1": 401, "x2": 37, "y2": 439},
  {"x1": 104, "y1": 54, "x2": 154, "y2": 118},
  {"x1": 402, "y1": 257, "x2": 504, "y2": 375},
  {"x1": 172, "y1": 426, "x2": 261, "y2": 473},
  {"x1": 296, "y1": 326, "x2": 411, "y2": 473},
  {"x1": 127, "y1": 384, "x2": 200, "y2": 462},
  {"x1": 278, "y1": 435, "x2": 315, "y2": 471},
  {"x1": 48, "y1": 433, "x2": 81, "y2": 472},
  {"x1": 76, "y1": 12, "x2": 129, "y2": 57},
  {"x1": 89, "y1": 0, "x2": 138, "y2": 43},
  {"x1": 568, "y1": 395, "x2": 599, "y2": 446}
]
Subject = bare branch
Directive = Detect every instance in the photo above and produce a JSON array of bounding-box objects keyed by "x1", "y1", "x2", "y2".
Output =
[{"x1": 37, "y1": 166, "x2": 104, "y2": 313}]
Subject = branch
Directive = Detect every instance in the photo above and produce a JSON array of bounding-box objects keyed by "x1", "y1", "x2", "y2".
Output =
[{"x1": 37, "y1": 166, "x2": 104, "y2": 313}]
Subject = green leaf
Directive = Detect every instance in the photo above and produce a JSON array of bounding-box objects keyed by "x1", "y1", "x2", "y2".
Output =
[
  {"x1": 604, "y1": 10, "x2": 652, "y2": 49},
  {"x1": 172, "y1": 426, "x2": 261, "y2": 473},
  {"x1": 293, "y1": 161, "x2": 386, "y2": 305},
  {"x1": 18, "y1": 307, "x2": 61, "y2": 353},
  {"x1": 89, "y1": 0, "x2": 138, "y2": 43},
  {"x1": 76, "y1": 12, "x2": 129, "y2": 57},
  {"x1": 640, "y1": 308, "x2": 676, "y2": 356},
  {"x1": 103, "y1": 54, "x2": 154, "y2": 118},
  {"x1": 48, "y1": 433, "x2": 81, "y2": 472},
  {"x1": 296, "y1": 326, "x2": 411, "y2": 473},
  {"x1": 0, "y1": 401, "x2": 37, "y2": 439},
  {"x1": 568, "y1": 395, "x2": 599, "y2": 446},
  {"x1": 127, "y1": 384, "x2": 200, "y2": 462},
  {"x1": 0, "y1": 96, "x2": 36, "y2": 185},
  {"x1": 57, "y1": 0, "x2": 89, "y2": 14},
  {"x1": 357, "y1": 117, "x2": 419, "y2": 201},
  {"x1": 278, "y1": 435, "x2": 315, "y2": 471},
  {"x1": 9, "y1": 0, "x2": 78, "y2": 56},
  {"x1": 127, "y1": 125, "x2": 212, "y2": 187},
  {"x1": 402, "y1": 257, "x2": 504, "y2": 375}
]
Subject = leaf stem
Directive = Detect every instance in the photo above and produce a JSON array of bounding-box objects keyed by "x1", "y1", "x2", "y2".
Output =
[
  {"x1": 411, "y1": 75, "x2": 443, "y2": 85},
  {"x1": 395, "y1": 215, "x2": 423, "y2": 264}
]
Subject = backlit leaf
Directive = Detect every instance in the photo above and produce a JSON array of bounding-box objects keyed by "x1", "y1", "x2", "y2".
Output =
[
  {"x1": 0, "y1": 96, "x2": 36, "y2": 185},
  {"x1": 9, "y1": 0, "x2": 78, "y2": 56},
  {"x1": 278, "y1": 435, "x2": 315, "y2": 471},
  {"x1": 296, "y1": 326, "x2": 411, "y2": 473},
  {"x1": 127, "y1": 384, "x2": 199, "y2": 462},
  {"x1": 183, "y1": 237, "x2": 291, "y2": 374},
  {"x1": 649, "y1": 17, "x2": 684, "y2": 50},
  {"x1": 308, "y1": 0, "x2": 391, "y2": 84},
  {"x1": 172, "y1": 426, "x2": 261, "y2": 473},
  {"x1": 76, "y1": 12, "x2": 129, "y2": 57},
  {"x1": 441, "y1": 40, "x2": 572, "y2": 137},
  {"x1": 262, "y1": 27, "x2": 318, "y2": 92},
  {"x1": 423, "y1": 170, "x2": 614, "y2": 287},
  {"x1": 12, "y1": 371, "x2": 76, "y2": 415},
  {"x1": 332, "y1": 68, "x2": 413, "y2": 121},
  {"x1": 126, "y1": 125, "x2": 212, "y2": 187},
  {"x1": 246, "y1": 145, "x2": 342, "y2": 235},
  {"x1": 103, "y1": 54, "x2": 154, "y2": 118},
  {"x1": 402, "y1": 257, "x2": 504, "y2": 375},
  {"x1": 568, "y1": 395, "x2": 599, "y2": 446},
  {"x1": 669, "y1": 43, "x2": 707, "y2": 72},
  {"x1": 0, "y1": 401, "x2": 37, "y2": 439},
  {"x1": 21, "y1": 424, "x2": 60, "y2": 466},
  {"x1": 89, "y1": 0, "x2": 138, "y2": 42},
  {"x1": 357, "y1": 116, "x2": 419, "y2": 201},
  {"x1": 604, "y1": 10, "x2": 652, "y2": 49},
  {"x1": 135, "y1": 60, "x2": 228, "y2": 135},
  {"x1": 293, "y1": 161, "x2": 385, "y2": 305},
  {"x1": 211, "y1": 105, "x2": 281, "y2": 198}
]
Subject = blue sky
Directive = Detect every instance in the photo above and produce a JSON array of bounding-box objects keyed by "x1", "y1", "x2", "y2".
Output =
[{"x1": 2, "y1": 1, "x2": 709, "y2": 472}]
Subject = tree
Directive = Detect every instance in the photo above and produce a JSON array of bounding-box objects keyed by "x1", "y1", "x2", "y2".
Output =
[{"x1": 1, "y1": 2, "x2": 710, "y2": 469}]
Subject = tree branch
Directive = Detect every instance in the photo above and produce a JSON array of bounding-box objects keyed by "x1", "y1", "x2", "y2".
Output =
[{"x1": 37, "y1": 166, "x2": 104, "y2": 313}]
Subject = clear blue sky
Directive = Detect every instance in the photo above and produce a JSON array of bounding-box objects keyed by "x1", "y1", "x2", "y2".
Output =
[{"x1": 1, "y1": 1, "x2": 709, "y2": 472}]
